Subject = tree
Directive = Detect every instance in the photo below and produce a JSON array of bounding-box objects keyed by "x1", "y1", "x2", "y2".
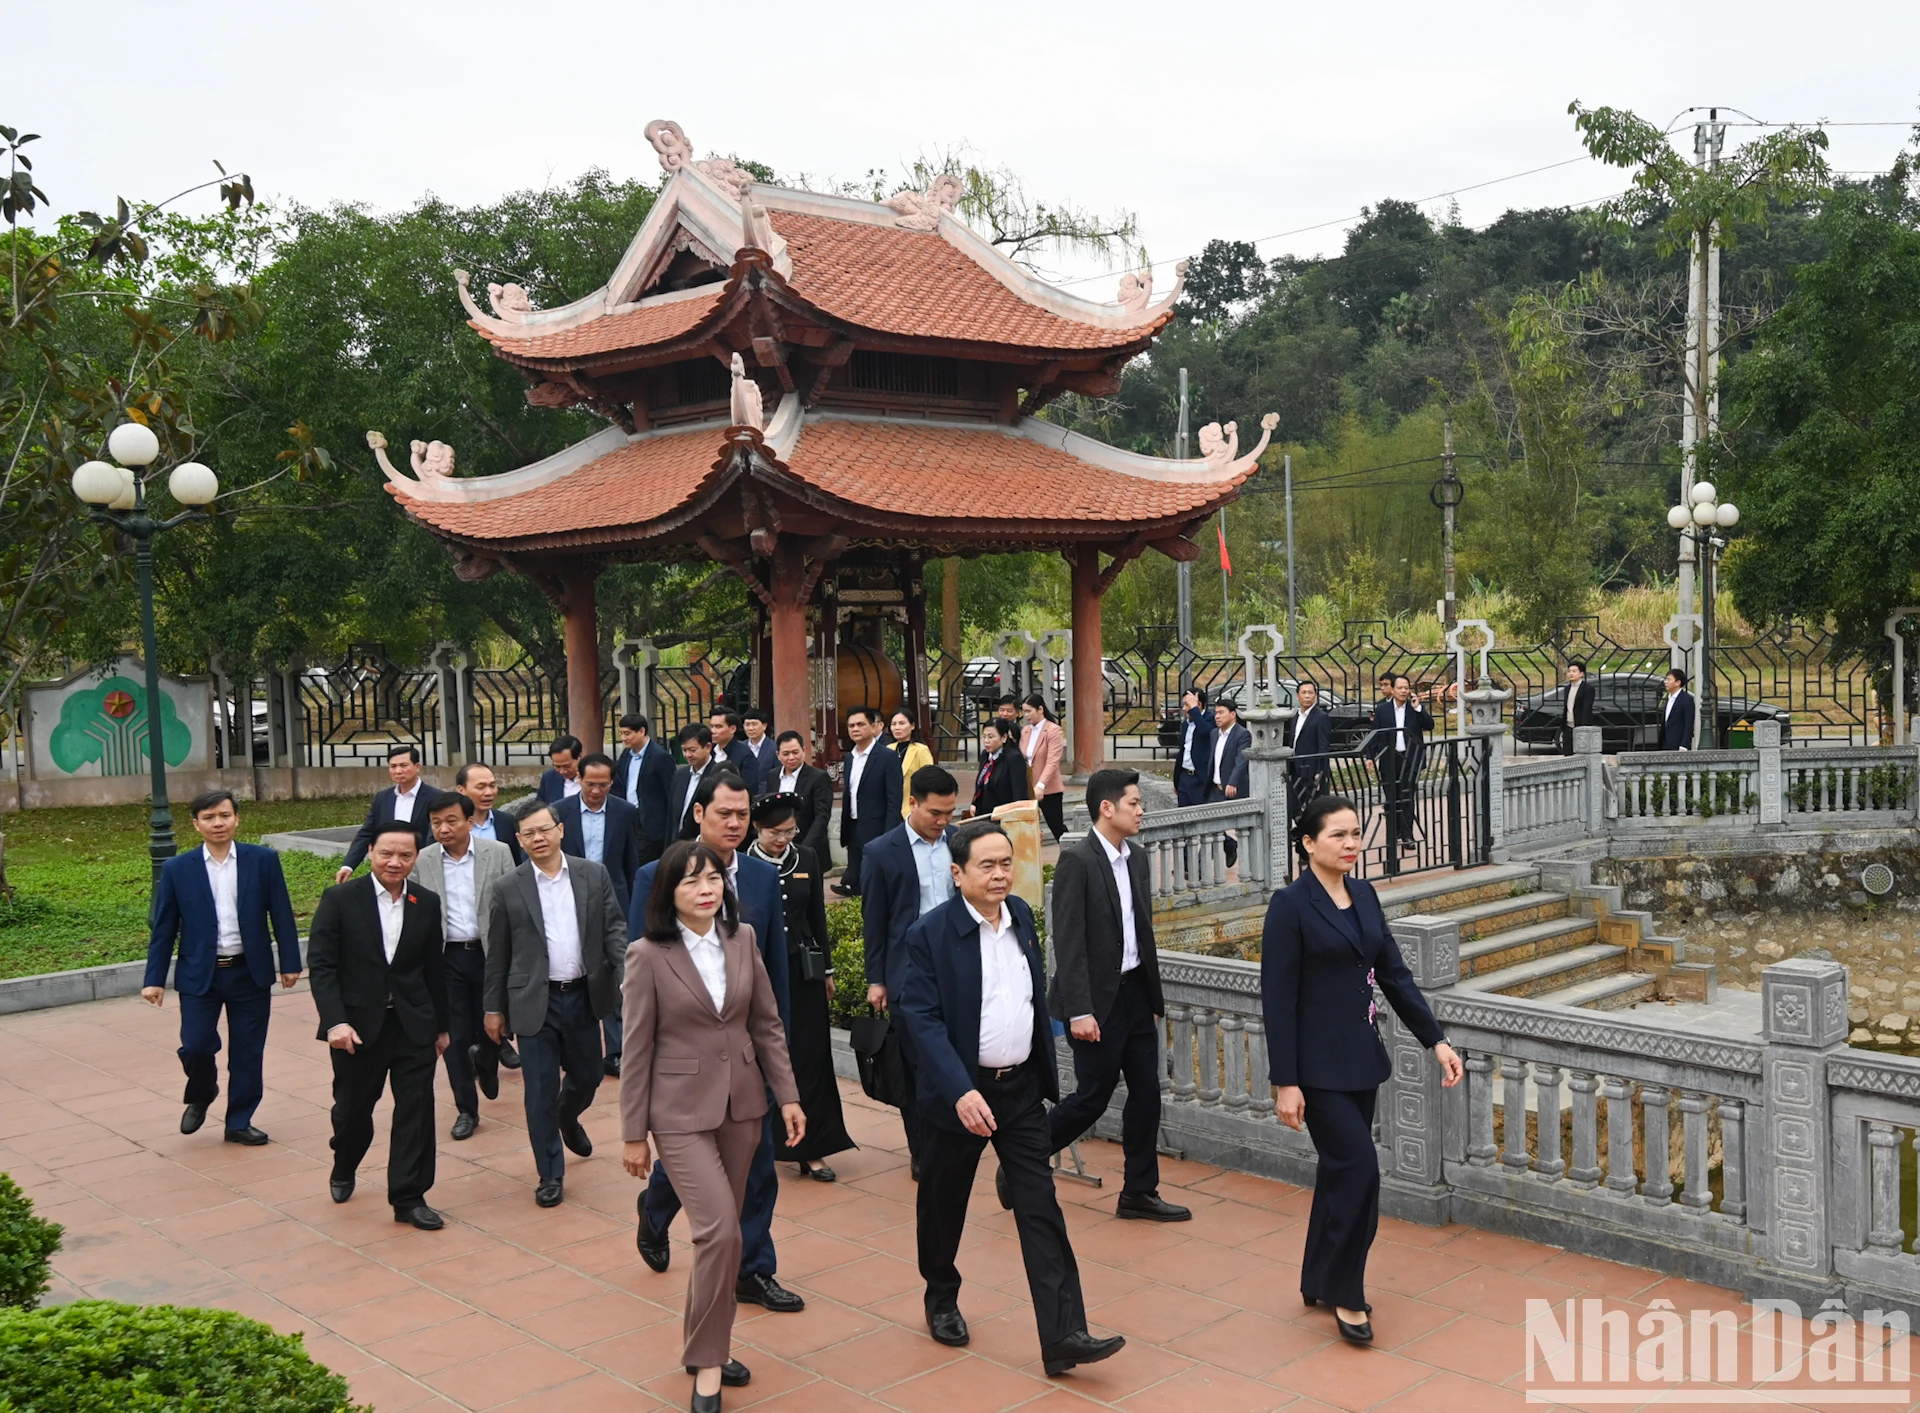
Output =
[{"x1": 1719, "y1": 168, "x2": 1920, "y2": 655}]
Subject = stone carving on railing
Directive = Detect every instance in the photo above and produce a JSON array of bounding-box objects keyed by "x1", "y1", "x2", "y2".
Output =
[
  {"x1": 885, "y1": 173, "x2": 964, "y2": 231},
  {"x1": 1198, "y1": 413, "x2": 1280, "y2": 476}
]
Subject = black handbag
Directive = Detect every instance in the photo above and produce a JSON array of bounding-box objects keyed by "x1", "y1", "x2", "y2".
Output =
[
  {"x1": 848, "y1": 1008, "x2": 912, "y2": 1109},
  {"x1": 795, "y1": 944, "x2": 826, "y2": 984}
]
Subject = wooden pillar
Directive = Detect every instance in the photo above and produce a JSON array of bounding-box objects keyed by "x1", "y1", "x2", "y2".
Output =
[
  {"x1": 941, "y1": 556, "x2": 962, "y2": 659},
  {"x1": 905, "y1": 554, "x2": 930, "y2": 739},
  {"x1": 562, "y1": 568, "x2": 603, "y2": 753},
  {"x1": 1070, "y1": 547, "x2": 1105, "y2": 776},
  {"x1": 769, "y1": 546, "x2": 812, "y2": 758}
]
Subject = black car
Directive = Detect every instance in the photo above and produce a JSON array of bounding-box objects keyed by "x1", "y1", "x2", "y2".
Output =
[{"x1": 1514, "y1": 671, "x2": 1792, "y2": 753}]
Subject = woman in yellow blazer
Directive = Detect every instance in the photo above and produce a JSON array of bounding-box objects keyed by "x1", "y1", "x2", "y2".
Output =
[
  {"x1": 888, "y1": 708, "x2": 935, "y2": 818},
  {"x1": 623, "y1": 841, "x2": 804, "y2": 1412}
]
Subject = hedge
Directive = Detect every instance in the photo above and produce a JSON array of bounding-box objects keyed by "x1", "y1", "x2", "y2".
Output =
[
  {"x1": 0, "y1": 1174, "x2": 60, "y2": 1310},
  {"x1": 0, "y1": 1301, "x2": 367, "y2": 1412}
]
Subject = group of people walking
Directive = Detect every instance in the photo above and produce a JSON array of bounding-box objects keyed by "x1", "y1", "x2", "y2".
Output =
[{"x1": 141, "y1": 693, "x2": 1467, "y2": 1409}]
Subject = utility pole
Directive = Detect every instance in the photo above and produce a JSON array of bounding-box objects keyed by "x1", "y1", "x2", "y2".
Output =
[
  {"x1": 1437, "y1": 421, "x2": 1461, "y2": 631},
  {"x1": 1175, "y1": 368, "x2": 1192, "y2": 679},
  {"x1": 1283, "y1": 453, "x2": 1296, "y2": 655},
  {"x1": 1677, "y1": 109, "x2": 1727, "y2": 664},
  {"x1": 1219, "y1": 503, "x2": 1231, "y2": 649}
]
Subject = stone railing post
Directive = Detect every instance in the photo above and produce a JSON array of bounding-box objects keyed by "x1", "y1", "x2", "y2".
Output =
[
  {"x1": 1754, "y1": 719, "x2": 1784, "y2": 826},
  {"x1": 615, "y1": 638, "x2": 660, "y2": 726},
  {"x1": 1573, "y1": 725, "x2": 1605, "y2": 835},
  {"x1": 1382, "y1": 914, "x2": 1460, "y2": 1219},
  {"x1": 1470, "y1": 723, "x2": 1508, "y2": 860},
  {"x1": 1758, "y1": 957, "x2": 1849, "y2": 1301},
  {"x1": 1242, "y1": 704, "x2": 1295, "y2": 892},
  {"x1": 431, "y1": 642, "x2": 461, "y2": 766}
]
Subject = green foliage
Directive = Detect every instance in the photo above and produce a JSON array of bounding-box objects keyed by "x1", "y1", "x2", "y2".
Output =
[
  {"x1": 1787, "y1": 764, "x2": 1917, "y2": 813},
  {"x1": 1628, "y1": 771, "x2": 1759, "y2": 819},
  {"x1": 827, "y1": 897, "x2": 866, "y2": 1030},
  {"x1": 0, "y1": 1300, "x2": 365, "y2": 1411},
  {"x1": 0, "y1": 1173, "x2": 61, "y2": 1309}
]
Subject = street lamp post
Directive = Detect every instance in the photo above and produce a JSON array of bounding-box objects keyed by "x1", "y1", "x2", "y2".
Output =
[
  {"x1": 1667, "y1": 482, "x2": 1739, "y2": 750},
  {"x1": 72, "y1": 424, "x2": 220, "y2": 894}
]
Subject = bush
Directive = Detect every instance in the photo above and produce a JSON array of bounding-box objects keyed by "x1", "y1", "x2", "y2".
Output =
[
  {"x1": 827, "y1": 897, "x2": 866, "y2": 1030},
  {"x1": 0, "y1": 1301, "x2": 366, "y2": 1412},
  {"x1": 0, "y1": 1174, "x2": 60, "y2": 1309}
]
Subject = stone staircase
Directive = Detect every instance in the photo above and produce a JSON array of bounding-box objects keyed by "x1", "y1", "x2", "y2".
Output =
[{"x1": 1375, "y1": 861, "x2": 1708, "y2": 1011}]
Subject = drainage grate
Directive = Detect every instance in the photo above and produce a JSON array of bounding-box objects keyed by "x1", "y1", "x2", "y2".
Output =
[{"x1": 1862, "y1": 862, "x2": 1896, "y2": 896}]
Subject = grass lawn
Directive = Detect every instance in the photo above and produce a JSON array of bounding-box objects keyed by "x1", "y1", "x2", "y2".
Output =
[{"x1": 0, "y1": 799, "x2": 362, "y2": 981}]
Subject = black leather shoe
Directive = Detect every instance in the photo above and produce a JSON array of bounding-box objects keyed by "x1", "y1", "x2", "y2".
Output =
[
  {"x1": 470, "y1": 1044, "x2": 500, "y2": 1101},
  {"x1": 735, "y1": 1273, "x2": 804, "y2": 1313},
  {"x1": 995, "y1": 1164, "x2": 1013, "y2": 1211},
  {"x1": 691, "y1": 1390, "x2": 721, "y2": 1413},
  {"x1": 603, "y1": 1054, "x2": 621, "y2": 1077},
  {"x1": 910, "y1": 1156, "x2": 921, "y2": 1183},
  {"x1": 451, "y1": 1112, "x2": 477, "y2": 1140},
  {"x1": 830, "y1": 881, "x2": 855, "y2": 897},
  {"x1": 1336, "y1": 1313, "x2": 1374, "y2": 1344},
  {"x1": 561, "y1": 1119, "x2": 592, "y2": 1157},
  {"x1": 637, "y1": 1201, "x2": 670, "y2": 1272},
  {"x1": 804, "y1": 1163, "x2": 836, "y2": 1182},
  {"x1": 223, "y1": 1126, "x2": 269, "y2": 1146},
  {"x1": 1115, "y1": 1191, "x2": 1190, "y2": 1222},
  {"x1": 1041, "y1": 1330, "x2": 1126, "y2": 1376},
  {"x1": 394, "y1": 1204, "x2": 444, "y2": 1230},
  {"x1": 180, "y1": 1103, "x2": 207, "y2": 1135},
  {"x1": 330, "y1": 1175, "x2": 354, "y2": 1204},
  {"x1": 499, "y1": 1039, "x2": 521, "y2": 1071},
  {"x1": 535, "y1": 1179, "x2": 563, "y2": 1208},
  {"x1": 683, "y1": 1360, "x2": 750, "y2": 1387},
  {"x1": 927, "y1": 1306, "x2": 970, "y2": 1347}
]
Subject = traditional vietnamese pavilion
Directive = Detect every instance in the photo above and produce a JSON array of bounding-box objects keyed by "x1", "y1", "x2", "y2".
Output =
[{"x1": 378, "y1": 119, "x2": 1273, "y2": 771}]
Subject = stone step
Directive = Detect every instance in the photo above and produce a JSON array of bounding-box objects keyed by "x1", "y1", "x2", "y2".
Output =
[
  {"x1": 1375, "y1": 863, "x2": 1540, "y2": 921},
  {"x1": 1455, "y1": 942, "x2": 1634, "y2": 999},
  {"x1": 1446, "y1": 890, "x2": 1574, "y2": 942},
  {"x1": 1534, "y1": 971, "x2": 1660, "y2": 1011},
  {"x1": 1458, "y1": 917, "x2": 1600, "y2": 978}
]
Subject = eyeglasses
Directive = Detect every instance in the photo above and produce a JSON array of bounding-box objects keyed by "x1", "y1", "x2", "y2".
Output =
[{"x1": 761, "y1": 825, "x2": 798, "y2": 841}]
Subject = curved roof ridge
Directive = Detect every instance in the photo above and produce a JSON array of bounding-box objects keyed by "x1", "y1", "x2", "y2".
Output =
[
  {"x1": 382, "y1": 421, "x2": 715, "y2": 506},
  {"x1": 935, "y1": 220, "x2": 1184, "y2": 331}
]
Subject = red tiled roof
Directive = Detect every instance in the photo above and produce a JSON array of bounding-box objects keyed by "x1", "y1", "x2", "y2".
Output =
[
  {"x1": 477, "y1": 288, "x2": 728, "y2": 361},
  {"x1": 387, "y1": 426, "x2": 727, "y2": 543},
  {"x1": 782, "y1": 421, "x2": 1245, "y2": 526},
  {"x1": 773, "y1": 213, "x2": 1166, "y2": 352}
]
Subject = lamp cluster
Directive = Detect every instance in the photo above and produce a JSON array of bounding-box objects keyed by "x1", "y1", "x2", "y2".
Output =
[
  {"x1": 71, "y1": 422, "x2": 219, "y2": 510},
  {"x1": 1667, "y1": 481, "x2": 1739, "y2": 532}
]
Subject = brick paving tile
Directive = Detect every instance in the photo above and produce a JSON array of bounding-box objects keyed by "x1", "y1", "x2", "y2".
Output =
[{"x1": 3, "y1": 993, "x2": 1765, "y2": 1411}]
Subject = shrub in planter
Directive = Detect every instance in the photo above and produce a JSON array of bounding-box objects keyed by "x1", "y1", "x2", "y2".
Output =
[
  {"x1": 0, "y1": 1300, "x2": 367, "y2": 1411},
  {"x1": 0, "y1": 1173, "x2": 60, "y2": 1309}
]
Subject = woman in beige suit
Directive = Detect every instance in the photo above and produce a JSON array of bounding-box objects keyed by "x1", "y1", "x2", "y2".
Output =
[
  {"x1": 1020, "y1": 693, "x2": 1068, "y2": 840},
  {"x1": 623, "y1": 841, "x2": 804, "y2": 1412}
]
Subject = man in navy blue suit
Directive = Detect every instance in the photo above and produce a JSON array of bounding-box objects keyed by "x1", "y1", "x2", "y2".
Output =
[
  {"x1": 144, "y1": 788, "x2": 303, "y2": 1143},
  {"x1": 336, "y1": 743, "x2": 433, "y2": 883},
  {"x1": 1288, "y1": 681, "x2": 1334, "y2": 843},
  {"x1": 895, "y1": 823, "x2": 1125, "y2": 1375},
  {"x1": 834, "y1": 704, "x2": 903, "y2": 896},
  {"x1": 537, "y1": 734, "x2": 584, "y2": 804},
  {"x1": 708, "y1": 707, "x2": 762, "y2": 795},
  {"x1": 1172, "y1": 688, "x2": 1214, "y2": 807},
  {"x1": 612, "y1": 713, "x2": 673, "y2": 864},
  {"x1": 1363, "y1": 674, "x2": 1433, "y2": 852},
  {"x1": 1659, "y1": 667, "x2": 1697, "y2": 750},
  {"x1": 741, "y1": 707, "x2": 778, "y2": 790},
  {"x1": 860, "y1": 764, "x2": 961, "y2": 1176},
  {"x1": 1208, "y1": 697, "x2": 1254, "y2": 866},
  {"x1": 628, "y1": 771, "x2": 804, "y2": 1314},
  {"x1": 556, "y1": 752, "x2": 643, "y2": 1073}
]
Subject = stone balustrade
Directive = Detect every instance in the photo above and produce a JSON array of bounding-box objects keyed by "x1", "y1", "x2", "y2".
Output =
[{"x1": 1135, "y1": 797, "x2": 1271, "y2": 908}]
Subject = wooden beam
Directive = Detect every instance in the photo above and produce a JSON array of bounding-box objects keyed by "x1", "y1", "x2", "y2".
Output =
[
  {"x1": 697, "y1": 533, "x2": 776, "y2": 610},
  {"x1": 1096, "y1": 536, "x2": 1150, "y2": 596}
]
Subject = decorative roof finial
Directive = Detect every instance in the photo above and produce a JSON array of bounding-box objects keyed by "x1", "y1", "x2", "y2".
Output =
[
  {"x1": 1197, "y1": 413, "x2": 1280, "y2": 475},
  {"x1": 454, "y1": 268, "x2": 533, "y2": 326},
  {"x1": 1117, "y1": 268, "x2": 1154, "y2": 316},
  {"x1": 885, "y1": 173, "x2": 963, "y2": 232},
  {"x1": 368, "y1": 430, "x2": 457, "y2": 485},
  {"x1": 729, "y1": 353, "x2": 765, "y2": 432},
  {"x1": 645, "y1": 118, "x2": 755, "y2": 202}
]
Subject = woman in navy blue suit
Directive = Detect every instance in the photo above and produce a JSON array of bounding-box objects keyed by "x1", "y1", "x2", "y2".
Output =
[{"x1": 1259, "y1": 795, "x2": 1463, "y2": 1343}]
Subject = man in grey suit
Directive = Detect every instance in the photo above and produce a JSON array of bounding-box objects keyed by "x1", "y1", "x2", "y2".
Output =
[
  {"x1": 484, "y1": 800, "x2": 626, "y2": 1208},
  {"x1": 412, "y1": 791, "x2": 514, "y2": 1141}
]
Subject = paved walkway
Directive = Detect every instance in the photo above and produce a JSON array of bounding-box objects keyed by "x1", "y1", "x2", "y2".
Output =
[{"x1": 0, "y1": 991, "x2": 1885, "y2": 1411}]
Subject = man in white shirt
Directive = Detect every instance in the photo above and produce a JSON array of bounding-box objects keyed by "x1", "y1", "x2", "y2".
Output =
[
  {"x1": 455, "y1": 761, "x2": 522, "y2": 863},
  {"x1": 337, "y1": 744, "x2": 433, "y2": 883},
  {"x1": 412, "y1": 792, "x2": 513, "y2": 1140},
  {"x1": 484, "y1": 802, "x2": 627, "y2": 1208},
  {"x1": 834, "y1": 705, "x2": 902, "y2": 897},
  {"x1": 1039, "y1": 770, "x2": 1188, "y2": 1222},
  {"x1": 894, "y1": 824, "x2": 1125, "y2": 1376},
  {"x1": 774, "y1": 730, "x2": 833, "y2": 861}
]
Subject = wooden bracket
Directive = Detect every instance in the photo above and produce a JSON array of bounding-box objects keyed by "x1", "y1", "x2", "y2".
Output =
[
  {"x1": 697, "y1": 534, "x2": 775, "y2": 610},
  {"x1": 797, "y1": 534, "x2": 848, "y2": 606},
  {"x1": 1096, "y1": 536, "x2": 1149, "y2": 596}
]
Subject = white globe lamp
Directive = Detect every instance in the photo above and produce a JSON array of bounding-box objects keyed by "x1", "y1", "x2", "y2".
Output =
[
  {"x1": 168, "y1": 462, "x2": 219, "y2": 507},
  {"x1": 1667, "y1": 504, "x2": 1692, "y2": 530},
  {"x1": 1690, "y1": 481, "x2": 1716, "y2": 506},
  {"x1": 107, "y1": 422, "x2": 160, "y2": 468},
  {"x1": 1693, "y1": 501, "x2": 1717, "y2": 526},
  {"x1": 72, "y1": 460, "x2": 122, "y2": 506},
  {"x1": 108, "y1": 467, "x2": 137, "y2": 512},
  {"x1": 1715, "y1": 501, "x2": 1740, "y2": 528}
]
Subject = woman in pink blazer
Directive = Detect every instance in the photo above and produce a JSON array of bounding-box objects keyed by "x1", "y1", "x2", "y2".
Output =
[
  {"x1": 1021, "y1": 693, "x2": 1068, "y2": 840},
  {"x1": 623, "y1": 841, "x2": 804, "y2": 1412}
]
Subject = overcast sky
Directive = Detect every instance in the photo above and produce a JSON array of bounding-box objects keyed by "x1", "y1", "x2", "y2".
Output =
[{"x1": 14, "y1": 0, "x2": 1918, "y2": 290}]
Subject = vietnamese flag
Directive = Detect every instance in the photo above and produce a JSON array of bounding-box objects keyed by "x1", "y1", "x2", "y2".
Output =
[{"x1": 1217, "y1": 520, "x2": 1233, "y2": 576}]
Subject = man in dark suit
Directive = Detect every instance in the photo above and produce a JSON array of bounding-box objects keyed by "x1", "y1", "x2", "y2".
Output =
[
  {"x1": 1172, "y1": 688, "x2": 1214, "y2": 807},
  {"x1": 741, "y1": 707, "x2": 778, "y2": 788},
  {"x1": 770, "y1": 730, "x2": 832, "y2": 862},
  {"x1": 336, "y1": 743, "x2": 433, "y2": 883},
  {"x1": 537, "y1": 734, "x2": 583, "y2": 804},
  {"x1": 971, "y1": 719, "x2": 1029, "y2": 818},
  {"x1": 307, "y1": 822, "x2": 449, "y2": 1229},
  {"x1": 1561, "y1": 660, "x2": 1596, "y2": 755},
  {"x1": 143, "y1": 788, "x2": 302, "y2": 1143},
  {"x1": 1208, "y1": 698, "x2": 1254, "y2": 866},
  {"x1": 630, "y1": 772, "x2": 802, "y2": 1315},
  {"x1": 1288, "y1": 681, "x2": 1333, "y2": 840},
  {"x1": 612, "y1": 712, "x2": 673, "y2": 864},
  {"x1": 1659, "y1": 667, "x2": 1697, "y2": 750},
  {"x1": 860, "y1": 765, "x2": 961, "y2": 1176},
  {"x1": 484, "y1": 800, "x2": 626, "y2": 1207},
  {"x1": 556, "y1": 751, "x2": 642, "y2": 1074},
  {"x1": 835, "y1": 705, "x2": 902, "y2": 897},
  {"x1": 1364, "y1": 674, "x2": 1433, "y2": 851},
  {"x1": 896, "y1": 823, "x2": 1125, "y2": 1375},
  {"x1": 708, "y1": 708, "x2": 761, "y2": 795},
  {"x1": 667, "y1": 724, "x2": 717, "y2": 841},
  {"x1": 457, "y1": 761, "x2": 523, "y2": 864},
  {"x1": 1040, "y1": 770, "x2": 1188, "y2": 1221}
]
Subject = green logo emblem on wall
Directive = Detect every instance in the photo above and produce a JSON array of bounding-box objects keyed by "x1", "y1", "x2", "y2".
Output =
[{"x1": 49, "y1": 675, "x2": 192, "y2": 776}]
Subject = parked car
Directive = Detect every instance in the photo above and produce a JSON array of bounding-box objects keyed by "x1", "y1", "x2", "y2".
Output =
[
  {"x1": 1513, "y1": 672, "x2": 1792, "y2": 753},
  {"x1": 961, "y1": 656, "x2": 1122, "y2": 708}
]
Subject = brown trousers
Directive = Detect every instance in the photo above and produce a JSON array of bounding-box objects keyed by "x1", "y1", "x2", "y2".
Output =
[{"x1": 653, "y1": 1115, "x2": 763, "y2": 1368}]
